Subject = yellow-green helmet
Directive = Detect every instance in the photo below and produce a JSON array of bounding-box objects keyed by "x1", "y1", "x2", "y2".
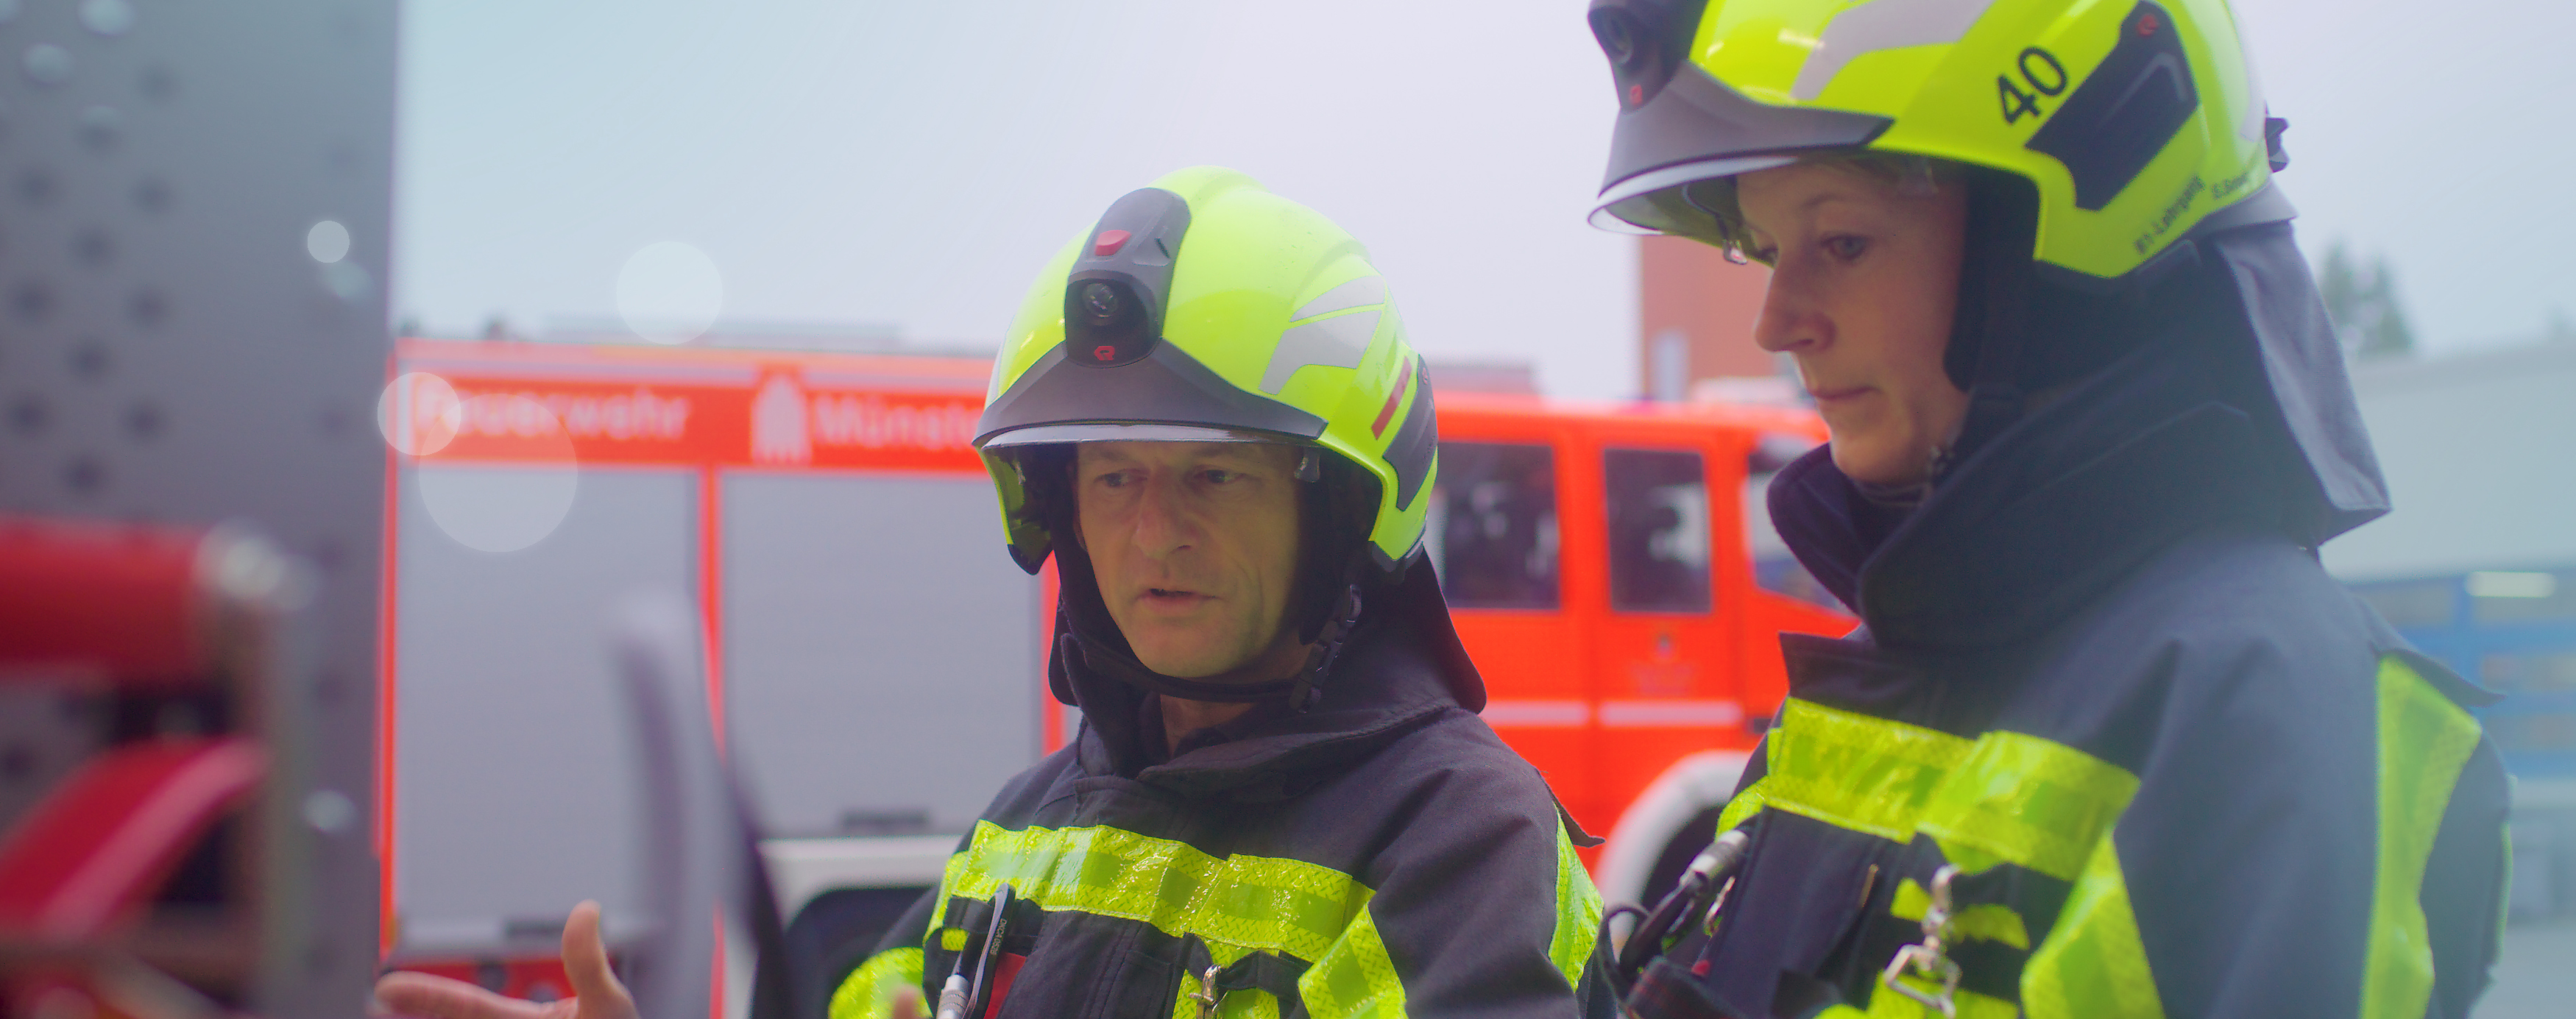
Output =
[
  {"x1": 1586, "y1": 0, "x2": 2292, "y2": 282},
  {"x1": 973, "y1": 167, "x2": 1438, "y2": 576}
]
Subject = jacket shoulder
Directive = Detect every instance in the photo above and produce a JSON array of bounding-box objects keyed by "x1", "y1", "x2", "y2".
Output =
[
  {"x1": 2068, "y1": 528, "x2": 2383, "y2": 685},
  {"x1": 1998, "y1": 526, "x2": 2387, "y2": 772},
  {"x1": 2112, "y1": 527, "x2": 2377, "y2": 652},
  {"x1": 1370, "y1": 707, "x2": 1570, "y2": 809},
  {"x1": 969, "y1": 740, "x2": 1085, "y2": 828}
]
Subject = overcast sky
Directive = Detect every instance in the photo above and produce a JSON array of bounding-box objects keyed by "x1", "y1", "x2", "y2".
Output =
[{"x1": 394, "y1": 0, "x2": 2576, "y2": 400}]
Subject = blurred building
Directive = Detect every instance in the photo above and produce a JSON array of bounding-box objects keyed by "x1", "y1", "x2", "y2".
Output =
[
  {"x1": 1636, "y1": 236, "x2": 1782, "y2": 401},
  {"x1": 2324, "y1": 340, "x2": 2576, "y2": 918}
]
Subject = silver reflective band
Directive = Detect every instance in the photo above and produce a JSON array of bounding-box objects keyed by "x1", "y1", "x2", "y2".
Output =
[
  {"x1": 1791, "y1": 0, "x2": 2000, "y2": 101},
  {"x1": 1262, "y1": 310, "x2": 1380, "y2": 394},
  {"x1": 1292, "y1": 275, "x2": 1388, "y2": 321}
]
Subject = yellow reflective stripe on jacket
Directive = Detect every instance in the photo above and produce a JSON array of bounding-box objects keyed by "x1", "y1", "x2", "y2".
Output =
[
  {"x1": 1718, "y1": 697, "x2": 2155, "y2": 1016},
  {"x1": 1719, "y1": 698, "x2": 2137, "y2": 881},
  {"x1": 1892, "y1": 878, "x2": 2031, "y2": 951},
  {"x1": 1719, "y1": 656, "x2": 2487, "y2": 1018},
  {"x1": 2362, "y1": 655, "x2": 2483, "y2": 1019},
  {"x1": 1859, "y1": 984, "x2": 2020, "y2": 1018},
  {"x1": 1919, "y1": 730, "x2": 2140, "y2": 881},
  {"x1": 1714, "y1": 783, "x2": 1767, "y2": 836},
  {"x1": 935, "y1": 821, "x2": 1374, "y2": 964},
  {"x1": 1758, "y1": 699, "x2": 1974, "y2": 842},
  {"x1": 825, "y1": 946, "x2": 924, "y2": 1019},
  {"x1": 1298, "y1": 903, "x2": 1406, "y2": 1018},
  {"x1": 1549, "y1": 824, "x2": 1606, "y2": 995},
  {"x1": 2020, "y1": 833, "x2": 2165, "y2": 1018}
]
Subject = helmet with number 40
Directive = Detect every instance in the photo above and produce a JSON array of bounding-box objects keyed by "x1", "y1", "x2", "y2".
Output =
[{"x1": 1587, "y1": 0, "x2": 2288, "y2": 283}]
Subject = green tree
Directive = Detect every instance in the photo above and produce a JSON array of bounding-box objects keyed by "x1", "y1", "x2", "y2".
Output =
[{"x1": 2318, "y1": 241, "x2": 2415, "y2": 360}]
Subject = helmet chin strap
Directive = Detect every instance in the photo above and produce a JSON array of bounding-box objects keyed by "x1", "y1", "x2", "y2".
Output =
[
  {"x1": 1284, "y1": 584, "x2": 1362, "y2": 711},
  {"x1": 1942, "y1": 172, "x2": 2040, "y2": 477}
]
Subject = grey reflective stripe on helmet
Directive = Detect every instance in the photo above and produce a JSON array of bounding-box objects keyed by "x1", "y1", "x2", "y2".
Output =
[
  {"x1": 1261, "y1": 310, "x2": 1381, "y2": 394},
  {"x1": 1791, "y1": 0, "x2": 1999, "y2": 101},
  {"x1": 1291, "y1": 275, "x2": 1388, "y2": 320}
]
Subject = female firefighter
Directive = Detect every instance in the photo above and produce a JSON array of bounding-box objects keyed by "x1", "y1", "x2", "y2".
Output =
[{"x1": 1579, "y1": 0, "x2": 2510, "y2": 1017}]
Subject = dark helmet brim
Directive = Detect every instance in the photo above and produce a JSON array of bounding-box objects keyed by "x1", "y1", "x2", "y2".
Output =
[{"x1": 1590, "y1": 61, "x2": 1889, "y2": 234}]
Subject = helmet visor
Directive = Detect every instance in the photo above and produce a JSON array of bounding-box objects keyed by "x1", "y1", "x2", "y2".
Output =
[
  {"x1": 1590, "y1": 154, "x2": 1796, "y2": 237},
  {"x1": 978, "y1": 422, "x2": 1311, "y2": 449}
]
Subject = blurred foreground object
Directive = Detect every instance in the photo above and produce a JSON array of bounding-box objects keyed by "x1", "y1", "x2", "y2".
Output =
[
  {"x1": 0, "y1": 0, "x2": 397, "y2": 1015},
  {"x1": 608, "y1": 589, "x2": 787, "y2": 1019},
  {"x1": 0, "y1": 518, "x2": 315, "y2": 1018}
]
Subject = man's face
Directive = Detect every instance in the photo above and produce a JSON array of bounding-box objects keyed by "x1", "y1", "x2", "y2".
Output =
[{"x1": 1074, "y1": 441, "x2": 1305, "y2": 678}]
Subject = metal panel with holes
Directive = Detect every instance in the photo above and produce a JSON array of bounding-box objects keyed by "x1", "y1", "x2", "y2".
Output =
[{"x1": 0, "y1": 1, "x2": 393, "y2": 1015}]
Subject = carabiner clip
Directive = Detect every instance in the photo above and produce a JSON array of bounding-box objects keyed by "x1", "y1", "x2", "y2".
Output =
[
  {"x1": 1186, "y1": 964, "x2": 1225, "y2": 1019},
  {"x1": 1878, "y1": 865, "x2": 1963, "y2": 1018}
]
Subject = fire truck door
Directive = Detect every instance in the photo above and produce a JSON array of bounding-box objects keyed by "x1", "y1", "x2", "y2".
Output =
[
  {"x1": 1427, "y1": 439, "x2": 1598, "y2": 821},
  {"x1": 1592, "y1": 445, "x2": 1746, "y2": 819}
]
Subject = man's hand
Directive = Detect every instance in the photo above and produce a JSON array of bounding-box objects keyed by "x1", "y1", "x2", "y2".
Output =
[{"x1": 376, "y1": 901, "x2": 636, "y2": 1019}]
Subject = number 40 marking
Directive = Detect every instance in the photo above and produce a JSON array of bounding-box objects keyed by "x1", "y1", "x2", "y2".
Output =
[{"x1": 1998, "y1": 46, "x2": 2067, "y2": 124}]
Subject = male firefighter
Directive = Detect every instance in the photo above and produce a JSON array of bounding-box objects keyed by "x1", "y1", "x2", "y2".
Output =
[
  {"x1": 377, "y1": 166, "x2": 1617, "y2": 1019},
  {"x1": 1577, "y1": 0, "x2": 2510, "y2": 1016}
]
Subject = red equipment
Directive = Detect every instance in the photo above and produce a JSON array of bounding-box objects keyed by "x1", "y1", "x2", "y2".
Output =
[{"x1": 0, "y1": 516, "x2": 311, "y2": 1019}]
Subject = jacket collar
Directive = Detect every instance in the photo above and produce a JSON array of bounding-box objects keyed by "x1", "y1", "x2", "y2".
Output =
[
  {"x1": 1066, "y1": 607, "x2": 1459, "y2": 800},
  {"x1": 1772, "y1": 329, "x2": 2297, "y2": 654}
]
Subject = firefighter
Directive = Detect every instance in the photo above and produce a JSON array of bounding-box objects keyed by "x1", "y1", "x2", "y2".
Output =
[
  {"x1": 814, "y1": 165, "x2": 1618, "y2": 1018},
  {"x1": 1579, "y1": 0, "x2": 2510, "y2": 1017}
]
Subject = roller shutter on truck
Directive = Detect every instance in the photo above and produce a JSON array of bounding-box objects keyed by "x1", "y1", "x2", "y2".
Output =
[{"x1": 387, "y1": 344, "x2": 1043, "y2": 975}]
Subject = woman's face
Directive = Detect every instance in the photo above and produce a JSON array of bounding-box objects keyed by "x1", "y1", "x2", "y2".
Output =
[{"x1": 1738, "y1": 161, "x2": 1970, "y2": 487}]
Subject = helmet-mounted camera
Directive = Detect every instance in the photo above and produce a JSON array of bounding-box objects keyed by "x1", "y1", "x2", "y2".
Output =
[
  {"x1": 1064, "y1": 187, "x2": 1190, "y2": 369},
  {"x1": 1588, "y1": 0, "x2": 1703, "y2": 111}
]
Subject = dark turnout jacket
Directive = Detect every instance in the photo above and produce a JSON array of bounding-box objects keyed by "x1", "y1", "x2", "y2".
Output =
[
  {"x1": 829, "y1": 564, "x2": 1618, "y2": 1019},
  {"x1": 1627, "y1": 225, "x2": 2510, "y2": 1019}
]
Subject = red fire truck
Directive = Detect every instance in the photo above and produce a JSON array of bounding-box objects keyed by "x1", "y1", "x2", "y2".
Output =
[{"x1": 380, "y1": 337, "x2": 1849, "y2": 1004}]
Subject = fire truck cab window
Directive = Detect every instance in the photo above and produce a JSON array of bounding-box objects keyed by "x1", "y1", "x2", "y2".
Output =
[
  {"x1": 1429, "y1": 442, "x2": 1560, "y2": 609},
  {"x1": 1744, "y1": 455, "x2": 1842, "y2": 611},
  {"x1": 1606, "y1": 448, "x2": 1712, "y2": 613}
]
